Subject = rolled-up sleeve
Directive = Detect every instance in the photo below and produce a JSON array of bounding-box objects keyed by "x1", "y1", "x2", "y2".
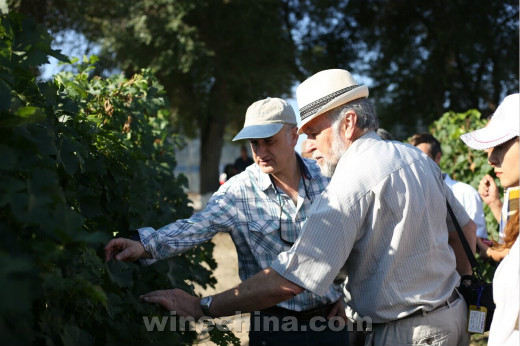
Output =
[{"x1": 138, "y1": 185, "x2": 238, "y2": 263}]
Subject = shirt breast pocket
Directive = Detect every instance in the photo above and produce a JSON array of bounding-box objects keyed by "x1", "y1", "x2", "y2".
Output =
[{"x1": 247, "y1": 219, "x2": 284, "y2": 255}]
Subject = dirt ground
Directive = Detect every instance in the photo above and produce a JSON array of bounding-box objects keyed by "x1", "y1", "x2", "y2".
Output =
[{"x1": 192, "y1": 232, "x2": 250, "y2": 346}]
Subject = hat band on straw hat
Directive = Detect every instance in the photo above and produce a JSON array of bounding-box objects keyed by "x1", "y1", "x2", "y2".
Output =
[{"x1": 300, "y1": 85, "x2": 361, "y2": 121}]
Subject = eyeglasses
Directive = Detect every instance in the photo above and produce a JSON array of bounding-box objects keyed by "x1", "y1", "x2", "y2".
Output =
[
  {"x1": 275, "y1": 195, "x2": 295, "y2": 246},
  {"x1": 272, "y1": 179, "x2": 312, "y2": 247},
  {"x1": 270, "y1": 154, "x2": 313, "y2": 246}
]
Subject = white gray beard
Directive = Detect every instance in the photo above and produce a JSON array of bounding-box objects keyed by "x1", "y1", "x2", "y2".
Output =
[
  {"x1": 319, "y1": 131, "x2": 347, "y2": 177},
  {"x1": 320, "y1": 159, "x2": 337, "y2": 178}
]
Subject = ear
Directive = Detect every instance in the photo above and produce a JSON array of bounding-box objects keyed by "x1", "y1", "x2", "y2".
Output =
[
  {"x1": 434, "y1": 152, "x2": 442, "y2": 165},
  {"x1": 289, "y1": 125, "x2": 299, "y2": 146},
  {"x1": 344, "y1": 111, "x2": 358, "y2": 141}
]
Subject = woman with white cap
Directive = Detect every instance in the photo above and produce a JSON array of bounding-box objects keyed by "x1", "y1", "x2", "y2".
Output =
[{"x1": 460, "y1": 93, "x2": 520, "y2": 346}]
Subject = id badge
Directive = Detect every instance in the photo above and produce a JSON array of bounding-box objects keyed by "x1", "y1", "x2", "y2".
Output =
[{"x1": 467, "y1": 305, "x2": 487, "y2": 334}]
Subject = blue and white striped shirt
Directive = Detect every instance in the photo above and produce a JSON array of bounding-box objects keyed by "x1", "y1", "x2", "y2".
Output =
[{"x1": 139, "y1": 155, "x2": 340, "y2": 311}]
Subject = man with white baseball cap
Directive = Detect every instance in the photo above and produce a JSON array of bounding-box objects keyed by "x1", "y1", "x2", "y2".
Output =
[
  {"x1": 139, "y1": 70, "x2": 477, "y2": 346},
  {"x1": 106, "y1": 97, "x2": 349, "y2": 346}
]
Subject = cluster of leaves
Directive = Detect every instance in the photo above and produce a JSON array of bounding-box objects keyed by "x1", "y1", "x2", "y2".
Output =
[
  {"x1": 9, "y1": 0, "x2": 301, "y2": 194},
  {"x1": 429, "y1": 110, "x2": 498, "y2": 280},
  {"x1": 0, "y1": 13, "x2": 238, "y2": 346}
]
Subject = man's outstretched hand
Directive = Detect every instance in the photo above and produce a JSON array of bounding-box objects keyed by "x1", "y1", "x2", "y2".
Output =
[
  {"x1": 104, "y1": 238, "x2": 152, "y2": 262},
  {"x1": 140, "y1": 289, "x2": 203, "y2": 319}
]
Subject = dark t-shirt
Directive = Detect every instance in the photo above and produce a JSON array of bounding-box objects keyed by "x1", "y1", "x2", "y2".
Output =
[{"x1": 234, "y1": 156, "x2": 254, "y2": 173}]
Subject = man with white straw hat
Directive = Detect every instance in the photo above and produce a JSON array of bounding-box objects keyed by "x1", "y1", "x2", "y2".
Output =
[
  {"x1": 140, "y1": 70, "x2": 477, "y2": 346},
  {"x1": 105, "y1": 97, "x2": 349, "y2": 346}
]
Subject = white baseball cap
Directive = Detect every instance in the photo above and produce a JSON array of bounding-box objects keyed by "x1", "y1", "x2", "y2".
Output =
[
  {"x1": 233, "y1": 97, "x2": 297, "y2": 141},
  {"x1": 461, "y1": 93, "x2": 520, "y2": 150}
]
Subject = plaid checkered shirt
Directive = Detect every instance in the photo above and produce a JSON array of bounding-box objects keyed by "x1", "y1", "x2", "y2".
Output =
[{"x1": 138, "y1": 155, "x2": 341, "y2": 311}]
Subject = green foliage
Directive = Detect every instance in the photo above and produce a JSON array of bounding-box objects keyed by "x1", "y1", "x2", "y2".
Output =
[
  {"x1": 0, "y1": 12, "x2": 234, "y2": 346},
  {"x1": 10, "y1": 0, "x2": 301, "y2": 193},
  {"x1": 429, "y1": 109, "x2": 498, "y2": 281},
  {"x1": 431, "y1": 110, "x2": 491, "y2": 188}
]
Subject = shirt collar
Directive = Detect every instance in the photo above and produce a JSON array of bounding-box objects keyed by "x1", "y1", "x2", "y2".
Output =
[
  {"x1": 338, "y1": 130, "x2": 380, "y2": 165},
  {"x1": 296, "y1": 153, "x2": 314, "y2": 180}
]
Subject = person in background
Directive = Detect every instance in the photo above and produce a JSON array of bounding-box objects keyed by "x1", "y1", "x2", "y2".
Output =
[
  {"x1": 105, "y1": 97, "x2": 348, "y2": 346},
  {"x1": 140, "y1": 69, "x2": 477, "y2": 346},
  {"x1": 410, "y1": 133, "x2": 488, "y2": 243},
  {"x1": 376, "y1": 128, "x2": 394, "y2": 140},
  {"x1": 219, "y1": 163, "x2": 238, "y2": 185},
  {"x1": 460, "y1": 92, "x2": 520, "y2": 346},
  {"x1": 233, "y1": 144, "x2": 254, "y2": 173},
  {"x1": 300, "y1": 139, "x2": 313, "y2": 159}
]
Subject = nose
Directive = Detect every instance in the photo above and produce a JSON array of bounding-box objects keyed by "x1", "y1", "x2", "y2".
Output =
[
  {"x1": 487, "y1": 148, "x2": 498, "y2": 167},
  {"x1": 252, "y1": 142, "x2": 267, "y2": 158},
  {"x1": 305, "y1": 138, "x2": 317, "y2": 152}
]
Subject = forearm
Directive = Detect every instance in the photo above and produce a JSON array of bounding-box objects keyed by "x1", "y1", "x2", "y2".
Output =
[
  {"x1": 488, "y1": 199, "x2": 503, "y2": 223},
  {"x1": 138, "y1": 220, "x2": 222, "y2": 260},
  {"x1": 140, "y1": 196, "x2": 236, "y2": 260},
  {"x1": 209, "y1": 268, "x2": 304, "y2": 318},
  {"x1": 448, "y1": 220, "x2": 476, "y2": 276},
  {"x1": 462, "y1": 219, "x2": 477, "y2": 254}
]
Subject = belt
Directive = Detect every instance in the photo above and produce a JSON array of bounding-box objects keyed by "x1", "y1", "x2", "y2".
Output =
[
  {"x1": 407, "y1": 289, "x2": 460, "y2": 319},
  {"x1": 374, "y1": 289, "x2": 460, "y2": 327},
  {"x1": 260, "y1": 303, "x2": 335, "y2": 321}
]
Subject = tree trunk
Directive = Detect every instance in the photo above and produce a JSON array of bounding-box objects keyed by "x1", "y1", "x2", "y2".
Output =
[
  {"x1": 199, "y1": 115, "x2": 225, "y2": 195},
  {"x1": 199, "y1": 81, "x2": 227, "y2": 195}
]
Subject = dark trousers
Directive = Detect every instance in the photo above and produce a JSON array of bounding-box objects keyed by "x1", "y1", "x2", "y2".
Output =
[{"x1": 248, "y1": 311, "x2": 350, "y2": 346}]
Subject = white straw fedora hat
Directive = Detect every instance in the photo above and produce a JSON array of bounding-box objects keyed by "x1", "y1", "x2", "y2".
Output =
[
  {"x1": 460, "y1": 93, "x2": 520, "y2": 150},
  {"x1": 296, "y1": 69, "x2": 369, "y2": 134},
  {"x1": 233, "y1": 97, "x2": 297, "y2": 141}
]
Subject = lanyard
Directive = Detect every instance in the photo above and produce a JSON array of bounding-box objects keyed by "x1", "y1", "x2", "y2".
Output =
[{"x1": 268, "y1": 154, "x2": 312, "y2": 204}]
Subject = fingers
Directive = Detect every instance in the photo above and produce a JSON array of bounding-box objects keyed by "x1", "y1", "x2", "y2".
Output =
[
  {"x1": 115, "y1": 246, "x2": 138, "y2": 261},
  {"x1": 104, "y1": 238, "x2": 126, "y2": 261},
  {"x1": 480, "y1": 174, "x2": 498, "y2": 190},
  {"x1": 104, "y1": 238, "x2": 146, "y2": 262},
  {"x1": 327, "y1": 299, "x2": 347, "y2": 321},
  {"x1": 478, "y1": 180, "x2": 489, "y2": 197},
  {"x1": 327, "y1": 302, "x2": 340, "y2": 319},
  {"x1": 140, "y1": 292, "x2": 173, "y2": 311},
  {"x1": 140, "y1": 290, "x2": 167, "y2": 301},
  {"x1": 140, "y1": 289, "x2": 201, "y2": 318},
  {"x1": 478, "y1": 175, "x2": 499, "y2": 201}
]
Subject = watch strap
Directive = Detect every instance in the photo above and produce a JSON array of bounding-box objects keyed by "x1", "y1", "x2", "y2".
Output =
[{"x1": 199, "y1": 296, "x2": 213, "y2": 317}]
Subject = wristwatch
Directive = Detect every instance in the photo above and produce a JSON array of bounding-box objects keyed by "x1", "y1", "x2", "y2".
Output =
[{"x1": 199, "y1": 296, "x2": 214, "y2": 317}]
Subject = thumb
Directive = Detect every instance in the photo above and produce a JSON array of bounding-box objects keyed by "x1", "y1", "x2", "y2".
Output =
[{"x1": 115, "y1": 246, "x2": 138, "y2": 261}]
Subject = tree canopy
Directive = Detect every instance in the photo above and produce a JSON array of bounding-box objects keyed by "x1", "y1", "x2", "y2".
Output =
[
  {"x1": 8, "y1": 0, "x2": 519, "y2": 191},
  {"x1": 291, "y1": 0, "x2": 519, "y2": 136}
]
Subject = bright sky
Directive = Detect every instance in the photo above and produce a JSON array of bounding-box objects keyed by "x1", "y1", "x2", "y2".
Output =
[{"x1": 287, "y1": 96, "x2": 307, "y2": 154}]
